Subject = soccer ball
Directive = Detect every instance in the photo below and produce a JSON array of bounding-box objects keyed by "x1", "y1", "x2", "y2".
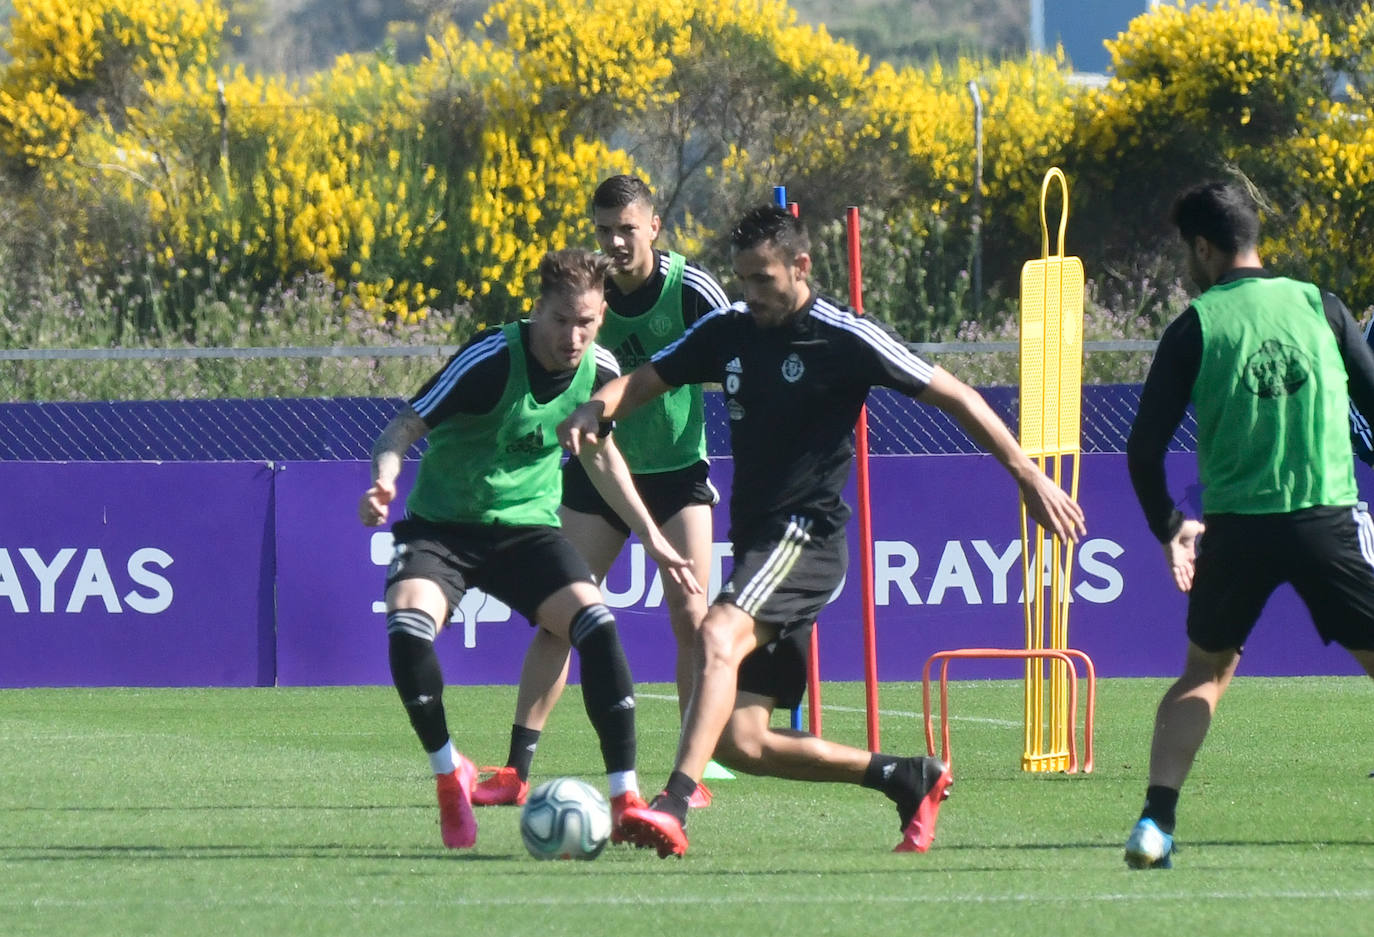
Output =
[{"x1": 519, "y1": 777, "x2": 611, "y2": 861}]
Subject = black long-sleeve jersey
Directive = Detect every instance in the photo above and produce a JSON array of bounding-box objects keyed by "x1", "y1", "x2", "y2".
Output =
[
  {"x1": 1126, "y1": 268, "x2": 1374, "y2": 542},
  {"x1": 409, "y1": 322, "x2": 621, "y2": 425},
  {"x1": 650, "y1": 293, "x2": 935, "y2": 538}
]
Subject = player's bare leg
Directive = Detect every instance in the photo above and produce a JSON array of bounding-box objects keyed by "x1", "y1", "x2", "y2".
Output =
[
  {"x1": 1147, "y1": 642, "x2": 1241, "y2": 790},
  {"x1": 659, "y1": 503, "x2": 712, "y2": 719},
  {"x1": 1126, "y1": 641, "x2": 1239, "y2": 869},
  {"x1": 658, "y1": 503, "x2": 720, "y2": 806},
  {"x1": 716, "y1": 694, "x2": 952, "y2": 852},
  {"x1": 617, "y1": 603, "x2": 757, "y2": 856},
  {"x1": 674, "y1": 603, "x2": 759, "y2": 781}
]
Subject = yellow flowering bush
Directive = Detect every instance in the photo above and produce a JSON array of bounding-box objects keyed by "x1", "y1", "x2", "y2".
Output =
[
  {"x1": 0, "y1": 0, "x2": 226, "y2": 164},
  {"x1": 9, "y1": 0, "x2": 1374, "y2": 358}
]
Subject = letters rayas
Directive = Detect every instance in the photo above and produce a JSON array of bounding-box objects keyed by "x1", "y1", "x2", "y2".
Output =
[{"x1": 0, "y1": 547, "x2": 173, "y2": 613}]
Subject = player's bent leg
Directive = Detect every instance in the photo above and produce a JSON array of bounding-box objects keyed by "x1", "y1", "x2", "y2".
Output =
[
  {"x1": 472, "y1": 629, "x2": 570, "y2": 807},
  {"x1": 713, "y1": 694, "x2": 951, "y2": 853},
  {"x1": 676, "y1": 603, "x2": 759, "y2": 782},
  {"x1": 715, "y1": 693, "x2": 868, "y2": 780}
]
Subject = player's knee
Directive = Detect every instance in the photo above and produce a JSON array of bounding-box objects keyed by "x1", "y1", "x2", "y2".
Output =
[
  {"x1": 715, "y1": 721, "x2": 764, "y2": 767},
  {"x1": 387, "y1": 608, "x2": 437, "y2": 643},
  {"x1": 567, "y1": 602, "x2": 617, "y2": 651},
  {"x1": 698, "y1": 614, "x2": 746, "y2": 669}
]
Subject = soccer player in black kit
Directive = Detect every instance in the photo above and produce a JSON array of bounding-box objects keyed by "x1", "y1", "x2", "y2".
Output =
[{"x1": 559, "y1": 205, "x2": 1086, "y2": 857}]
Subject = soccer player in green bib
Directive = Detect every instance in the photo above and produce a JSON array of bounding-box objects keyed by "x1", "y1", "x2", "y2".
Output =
[
  {"x1": 473, "y1": 176, "x2": 732, "y2": 816},
  {"x1": 1123, "y1": 181, "x2": 1374, "y2": 869},
  {"x1": 359, "y1": 248, "x2": 700, "y2": 849}
]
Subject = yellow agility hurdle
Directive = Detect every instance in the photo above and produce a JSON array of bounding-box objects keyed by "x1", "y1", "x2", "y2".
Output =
[
  {"x1": 920, "y1": 167, "x2": 1095, "y2": 774},
  {"x1": 1018, "y1": 167, "x2": 1089, "y2": 773}
]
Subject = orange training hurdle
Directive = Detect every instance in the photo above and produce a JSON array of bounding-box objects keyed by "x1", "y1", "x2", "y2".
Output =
[{"x1": 922, "y1": 647, "x2": 1096, "y2": 773}]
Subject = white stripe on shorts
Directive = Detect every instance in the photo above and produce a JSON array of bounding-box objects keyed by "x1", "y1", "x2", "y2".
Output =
[
  {"x1": 735, "y1": 516, "x2": 812, "y2": 616},
  {"x1": 1353, "y1": 505, "x2": 1374, "y2": 569}
]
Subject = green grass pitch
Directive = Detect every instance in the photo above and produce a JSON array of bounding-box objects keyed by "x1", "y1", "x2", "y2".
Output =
[{"x1": 2, "y1": 677, "x2": 1371, "y2": 936}]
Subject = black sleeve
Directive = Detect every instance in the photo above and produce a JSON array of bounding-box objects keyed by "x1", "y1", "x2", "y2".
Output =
[
  {"x1": 848, "y1": 316, "x2": 935, "y2": 396},
  {"x1": 1323, "y1": 294, "x2": 1374, "y2": 468},
  {"x1": 407, "y1": 329, "x2": 509, "y2": 426},
  {"x1": 651, "y1": 306, "x2": 735, "y2": 387},
  {"x1": 1126, "y1": 308, "x2": 1200, "y2": 542},
  {"x1": 679, "y1": 261, "x2": 732, "y2": 328}
]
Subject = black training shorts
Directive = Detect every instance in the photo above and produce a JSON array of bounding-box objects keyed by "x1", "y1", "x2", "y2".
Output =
[
  {"x1": 1187, "y1": 504, "x2": 1374, "y2": 653},
  {"x1": 723, "y1": 515, "x2": 844, "y2": 709},
  {"x1": 717, "y1": 514, "x2": 847, "y2": 625},
  {"x1": 386, "y1": 515, "x2": 594, "y2": 621},
  {"x1": 560, "y1": 457, "x2": 718, "y2": 535},
  {"x1": 737, "y1": 621, "x2": 815, "y2": 710}
]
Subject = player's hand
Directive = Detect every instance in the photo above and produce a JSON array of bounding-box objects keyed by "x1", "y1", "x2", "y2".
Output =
[
  {"x1": 1165, "y1": 518, "x2": 1205, "y2": 593},
  {"x1": 359, "y1": 479, "x2": 396, "y2": 527},
  {"x1": 558, "y1": 402, "x2": 604, "y2": 457},
  {"x1": 643, "y1": 534, "x2": 704, "y2": 596},
  {"x1": 1019, "y1": 472, "x2": 1087, "y2": 543}
]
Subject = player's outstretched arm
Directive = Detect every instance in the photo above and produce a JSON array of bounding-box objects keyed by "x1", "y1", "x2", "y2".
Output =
[
  {"x1": 558, "y1": 363, "x2": 673, "y2": 456},
  {"x1": 359, "y1": 406, "x2": 428, "y2": 527},
  {"x1": 576, "y1": 434, "x2": 703, "y2": 595},
  {"x1": 918, "y1": 367, "x2": 1087, "y2": 542}
]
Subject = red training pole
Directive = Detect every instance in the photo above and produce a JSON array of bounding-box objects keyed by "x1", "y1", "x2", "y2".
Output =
[{"x1": 847, "y1": 206, "x2": 881, "y2": 753}]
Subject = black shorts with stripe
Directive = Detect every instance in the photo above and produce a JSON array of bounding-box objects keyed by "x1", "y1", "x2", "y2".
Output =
[
  {"x1": 1187, "y1": 504, "x2": 1374, "y2": 653},
  {"x1": 721, "y1": 515, "x2": 846, "y2": 708},
  {"x1": 560, "y1": 457, "x2": 718, "y2": 534},
  {"x1": 385, "y1": 515, "x2": 593, "y2": 621}
]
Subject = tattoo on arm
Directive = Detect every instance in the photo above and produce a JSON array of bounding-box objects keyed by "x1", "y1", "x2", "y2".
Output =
[{"x1": 371, "y1": 408, "x2": 428, "y2": 483}]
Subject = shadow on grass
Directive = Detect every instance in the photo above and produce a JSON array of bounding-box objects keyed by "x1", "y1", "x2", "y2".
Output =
[{"x1": 0, "y1": 844, "x2": 519, "y2": 862}]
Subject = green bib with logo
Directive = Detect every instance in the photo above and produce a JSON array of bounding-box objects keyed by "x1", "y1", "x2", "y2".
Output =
[
  {"x1": 1192, "y1": 276, "x2": 1357, "y2": 514},
  {"x1": 406, "y1": 321, "x2": 595, "y2": 526},
  {"x1": 596, "y1": 251, "x2": 707, "y2": 473}
]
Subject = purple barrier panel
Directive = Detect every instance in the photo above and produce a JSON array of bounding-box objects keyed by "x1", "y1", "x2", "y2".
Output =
[
  {"x1": 275, "y1": 460, "x2": 739, "y2": 687},
  {"x1": 0, "y1": 462, "x2": 274, "y2": 687},
  {"x1": 839, "y1": 452, "x2": 1369, "y2": 679},
  {"x1": 275, "y1": 454, "x2": 1372, "y2": 687},
  {"x1": 275, "y1": 461, "x2": 547, "y2": 686}
]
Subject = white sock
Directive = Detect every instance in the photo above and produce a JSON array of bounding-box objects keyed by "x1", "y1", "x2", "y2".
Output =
[
  {"x1": 429, "y1": 739, "x2": 456, "y2": 775},
  {"x1": 607, "y1": 770, "x2": 638, "y2": 798}
]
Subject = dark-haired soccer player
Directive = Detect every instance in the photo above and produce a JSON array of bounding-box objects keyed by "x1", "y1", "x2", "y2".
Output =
[
  {"x1": 473, "y1": 175, "x2": 731, "y2": 815},
  {"x1": 359, "y1": 248, "x2": 700, "y2": 849},
  {"x1": 560, "y1": 205, "x2": 1086, "y2": 857},
  {"x1": 1123, "y1": 180, "x2": 1374, "y2": 869}
]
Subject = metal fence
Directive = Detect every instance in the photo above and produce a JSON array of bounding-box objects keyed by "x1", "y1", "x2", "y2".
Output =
[{"x1": 0, "y1": 342, "x2": 1195, "y2": 462}]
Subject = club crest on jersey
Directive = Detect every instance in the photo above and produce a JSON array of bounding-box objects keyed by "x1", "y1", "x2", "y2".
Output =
[
  {"x1": 648, "y1": 313, "x2": 672, "y2": 338},
  {"x1": 781, "y1": 352, "x2": 805, "y2": 383}
]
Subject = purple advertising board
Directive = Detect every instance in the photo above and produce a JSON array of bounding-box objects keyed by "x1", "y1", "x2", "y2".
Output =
[
  {"x1": 0, "y1": 462, "x2": 275, "y2": 687},
  {"x1": 273, "y1": 453, "x2": 1371, "y2": 687}
]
